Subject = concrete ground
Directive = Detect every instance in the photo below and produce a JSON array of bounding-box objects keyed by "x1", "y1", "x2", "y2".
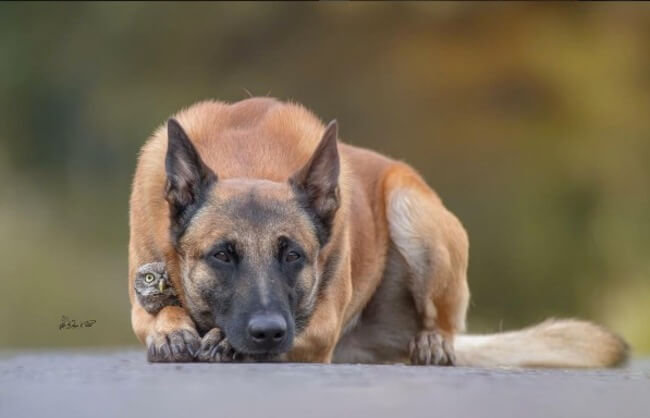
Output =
[{"x1": 1, "y1": 350, "x2": 649, "y2": 418}]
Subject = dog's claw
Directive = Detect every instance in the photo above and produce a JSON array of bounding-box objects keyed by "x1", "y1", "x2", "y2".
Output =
[
  {"x1": 146, "y1": 328, "x2": 200, "y2": 362},
  {"x1": 408, "y1": 330, "x2": 456, "y2": 366},
  {"x1": 197, "y1": 328, "x2": 243, "y2": 363}
]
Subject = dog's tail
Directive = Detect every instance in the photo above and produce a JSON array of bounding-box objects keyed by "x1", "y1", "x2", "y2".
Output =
[{"x1": 454, "y1": 318, "x2": 629, "y2": 368}]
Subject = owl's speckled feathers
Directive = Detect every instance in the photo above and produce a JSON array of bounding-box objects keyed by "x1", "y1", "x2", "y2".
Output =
[{"x1": 134, "y1": 262, "x2": 180, "y2": 314}]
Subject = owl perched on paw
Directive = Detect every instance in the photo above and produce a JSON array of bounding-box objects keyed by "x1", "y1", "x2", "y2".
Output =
[{"x1": 134, "y1": 262, "x2": 180, "y2": 314}]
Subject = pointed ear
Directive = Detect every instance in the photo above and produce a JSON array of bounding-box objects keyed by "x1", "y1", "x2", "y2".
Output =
[
  {"x1": 165, "y1": 118, "x2": 216, "y2": 226},
  {"x1": 290, "y1": 120, "x2": 340, "y2": 244}
]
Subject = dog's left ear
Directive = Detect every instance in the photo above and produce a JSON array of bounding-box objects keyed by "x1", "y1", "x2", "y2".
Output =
[{"x1": 290, "y1": 120, "x2": 340, "y2": 244}]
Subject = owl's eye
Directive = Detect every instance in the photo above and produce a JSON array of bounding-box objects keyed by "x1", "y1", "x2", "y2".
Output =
[{"x1": 144, "y1": 273, "x2": 155, "y2": 283}]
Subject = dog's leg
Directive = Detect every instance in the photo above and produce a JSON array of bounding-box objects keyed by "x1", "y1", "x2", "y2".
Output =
[
  {"x1": 129, "y1": 248, "x2": 201, "y2": 362},
  {"x1": 288, "y1": 265, "x2": 352, "y2": 363},
  {"x1": 384, "y1": 163, "x2": 470, "y2": 366},
  {"x1": 289, "y1": 304, "x2": 343, "y2": 362}
]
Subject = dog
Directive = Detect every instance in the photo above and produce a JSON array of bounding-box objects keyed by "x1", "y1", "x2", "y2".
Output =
[{"x1": 128, "y1": 97, "x2": 628, "y2": 366}]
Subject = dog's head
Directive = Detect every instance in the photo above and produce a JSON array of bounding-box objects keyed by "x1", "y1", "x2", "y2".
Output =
[{"x1": 163, "y1": 118, "x2": 340, "y2": 357}]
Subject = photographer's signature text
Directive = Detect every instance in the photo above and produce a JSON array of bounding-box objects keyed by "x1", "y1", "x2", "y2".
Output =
[{"x1": 59, "y1": 315, "x2": 96, "y2": 330}]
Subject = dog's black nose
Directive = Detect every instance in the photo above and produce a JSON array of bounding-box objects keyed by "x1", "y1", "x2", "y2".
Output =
[{"x1": 247, "y1": 313, "x2": 287, "y2": 350}]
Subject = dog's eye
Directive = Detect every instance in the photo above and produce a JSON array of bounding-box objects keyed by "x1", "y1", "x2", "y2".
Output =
[
  {"x1": 213, "y1": 251, "x2": 231, "y2": 263},
  {"x1": 285, "y1": 251, "x2": 301, "y2": 263},
  {"x1": 144, "y1": 273, "x2": 155, "y2": 283}
]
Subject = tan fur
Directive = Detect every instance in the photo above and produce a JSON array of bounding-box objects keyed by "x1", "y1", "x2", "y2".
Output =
[{"x1": 129, "y1": 97, "x2": 628, "y2": 367}]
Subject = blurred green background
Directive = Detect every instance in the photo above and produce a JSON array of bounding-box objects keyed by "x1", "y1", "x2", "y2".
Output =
[{"x1": 1, "y1": 2, "x2": 649, "y2": 354}]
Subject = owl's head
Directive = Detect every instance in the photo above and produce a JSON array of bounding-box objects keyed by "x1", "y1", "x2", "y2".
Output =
[{"x1": 134, "y1": 262, "x2": 172, "y2": 297}]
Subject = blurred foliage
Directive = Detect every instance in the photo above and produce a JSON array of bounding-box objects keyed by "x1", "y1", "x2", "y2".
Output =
[{"x1": 1, "y1": 3, "x2": 649, "y2": 353}]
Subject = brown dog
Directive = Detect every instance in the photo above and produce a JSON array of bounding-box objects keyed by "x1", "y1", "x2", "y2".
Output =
[{"x1": 129, "y1": 97, "x2": 628, "y2": 366}]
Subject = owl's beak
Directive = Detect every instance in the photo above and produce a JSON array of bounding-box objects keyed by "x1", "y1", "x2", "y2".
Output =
[{"x1": 158, "y1": 280, "x2": 166, "y2": 293}]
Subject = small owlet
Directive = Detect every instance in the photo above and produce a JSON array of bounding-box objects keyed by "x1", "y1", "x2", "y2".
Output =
[{"x1": 134, "y1": 262, "x2": 180, "y2": 314}]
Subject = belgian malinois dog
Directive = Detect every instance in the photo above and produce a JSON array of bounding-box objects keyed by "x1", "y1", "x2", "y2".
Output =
[{"x1": 129, "y1": 97, "x2": 628, "y2": 366}]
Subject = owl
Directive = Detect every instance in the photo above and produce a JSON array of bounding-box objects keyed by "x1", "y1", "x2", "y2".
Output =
[{"x1": 134, "y1": 262, "x2": 180, "y2": 314}]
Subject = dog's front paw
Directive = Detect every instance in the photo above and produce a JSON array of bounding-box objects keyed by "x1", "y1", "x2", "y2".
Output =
[
  {"x1": 408, "y1": 330, "x2": 456, "y2": 366},
  {"x1": 197, "y1": 328, "x2": 243, "y2": 362},
  {"x1": 146, "y1": 328, "x2": 201, "y2": 362}
]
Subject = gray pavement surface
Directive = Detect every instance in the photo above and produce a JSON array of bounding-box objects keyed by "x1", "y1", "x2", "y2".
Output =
[{"x1": 1, "y1": 350, "x2": 649, "y2": 418}]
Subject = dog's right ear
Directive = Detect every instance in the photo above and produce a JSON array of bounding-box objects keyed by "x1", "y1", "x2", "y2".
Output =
[{"x1": 165, "y1": 119, "x2": 216, "y2": 224}]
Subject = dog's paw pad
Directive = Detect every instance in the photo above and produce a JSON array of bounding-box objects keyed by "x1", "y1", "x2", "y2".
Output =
[{"x1": 408, "y1": 330, "x2": 455, "y2": 366}]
